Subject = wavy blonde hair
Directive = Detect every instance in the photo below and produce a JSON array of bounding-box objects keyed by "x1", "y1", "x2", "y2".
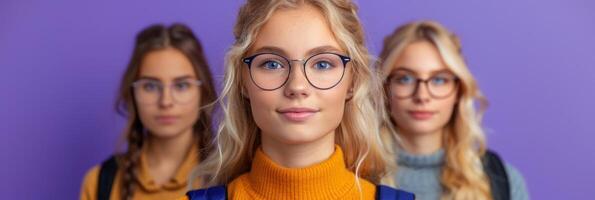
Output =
[
  {"x1": 378, "y1": 21, "x2": 492, "y2": 200},
  {"x1": 193, "y1": 0, "x2": 393, "y2": 188}
]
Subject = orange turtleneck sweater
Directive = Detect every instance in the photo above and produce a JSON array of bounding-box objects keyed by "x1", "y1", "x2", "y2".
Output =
[{"x1": 182, "y1": 145, "x2": 376, "y2": 200}]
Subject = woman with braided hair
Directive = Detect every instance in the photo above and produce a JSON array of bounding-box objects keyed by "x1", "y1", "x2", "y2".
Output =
[{"x1": 80, "y1": 23, "x2": 217, "y2": 200}]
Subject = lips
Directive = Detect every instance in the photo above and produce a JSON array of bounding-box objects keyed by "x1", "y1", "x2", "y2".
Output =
[
  {"x1": 155, "y1": 115, "x2": 179, "y2": 124},
  {"x1": 408, "y1": 110, "x2": 435, "y2": 120},
  {"x1": 277, "y1": 107, "x2": 319, "y2": 122}
]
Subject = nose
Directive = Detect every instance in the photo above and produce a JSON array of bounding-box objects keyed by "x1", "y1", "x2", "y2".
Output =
[
  {"x1": 158, "y1": 86, "x2": 174, "y2": 108},
  {"x1": 412, "y1": 81, "x2": 431, "y2": 104},
  {"x1": 283, "y1": 60, "x2": 311, "y2": 99}
]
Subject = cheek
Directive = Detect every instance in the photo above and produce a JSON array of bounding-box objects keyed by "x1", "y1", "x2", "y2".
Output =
[
  {"x1": 181, "y1": 98, "x2": 202, "y2": 122},
  {"x1": 324, "y1": 75, "x2": 351, "y2": 121},
  {"x1": 191, "y1": 92, "x2": 202, "y2": 114},
  {"x1": 243, "y1": 69, "x2": 279, "y2": 122},
  {"x1": 135, "y1": 105, "x2": 163, "y2": 133},
  {"x1": 135, "y1": 104, "x2": 154, "y2": 124},
  {"x1": 248, "y1": 91, "x2": 279, "y2": 127},
  {"x1": 437, "y1": 96, "x2": 458, "y2": 120},
  {"x1": 322, "y1": 91, "x2": 347, "y2": 123},
  {"x1": 389, "y1": 97, "x2": 408, "y2": 116}
]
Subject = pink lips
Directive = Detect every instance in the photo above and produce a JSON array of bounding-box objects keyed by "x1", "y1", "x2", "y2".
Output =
[
  {"x1": 408, "y1": 110, "x2": 435, "y2": 120},
  {"x1": 277, "y1": 107, "x2": 319, "y2": 122},
  {"x1": 156, "y1": 115, "x2": 178, "y2": 125}
]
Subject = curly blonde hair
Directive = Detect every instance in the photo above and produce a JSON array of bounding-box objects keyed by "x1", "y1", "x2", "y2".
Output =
[
  {"x1": 378, "y1": 20, "x2": 492, "y2": 200},
  {"x1": 193, "y1": 0, "x2": 393, "y2": 189}
]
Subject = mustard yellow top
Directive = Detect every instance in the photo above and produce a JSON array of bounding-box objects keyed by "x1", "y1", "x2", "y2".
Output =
[
  {"x1": 180, "y1": 145, "x2": 376, "y2": 200},
  {"x1": 80, "y1": 144, "x2": 199, "y2": 200}
]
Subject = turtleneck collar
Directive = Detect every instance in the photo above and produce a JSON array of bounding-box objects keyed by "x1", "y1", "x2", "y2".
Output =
[
  {"x1": 397, "y1": 148, "x2": 445, "y2": 168},
  {"x1": 238, "y1": 145, "x2": 372, "y2": 199}
]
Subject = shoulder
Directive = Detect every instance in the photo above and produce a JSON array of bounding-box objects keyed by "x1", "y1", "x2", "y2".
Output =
[
  {"x1": 484, "y1": 150, "x2": 529, "y2": 200},
  {"x1": 227, "y1": 173, "x2": 249, "y2": 196},
  {"x1": 503, "y1": 163, "x2": 525, "y2": 185},
  {"x1": 359, "y1": 178, "x2": 377, "y2": 192},
  {"x1": 485, "y1": 150, "x2": 528, "y2": 192},
  {"x1": 503, "y1": 162, "x2": 530, "y2": 200},
  {"x1": 80, "y1": 165, "x2": 101, "y2": 200}
]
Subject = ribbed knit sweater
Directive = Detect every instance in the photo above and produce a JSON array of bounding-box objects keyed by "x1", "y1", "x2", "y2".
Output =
[{"x1": 394, "y1": 149, "x2": 529, "y2": 200}]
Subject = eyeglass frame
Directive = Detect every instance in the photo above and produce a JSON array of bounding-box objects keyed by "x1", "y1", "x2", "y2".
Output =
[
  {"x1": 131, "y1": 79, "x2": 203, "y2": 105},
  {"x1": 242, "y1": 52, "x2": 352, "y2": 91},
  {"x1": 386, "y1": 72, "x2": 460, "y2": 99}
]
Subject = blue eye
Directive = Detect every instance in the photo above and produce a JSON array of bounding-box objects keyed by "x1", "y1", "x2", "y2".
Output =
[
  {"x1": 262, "y1": 61, "x2": 283, "y2": 70},
  {"x1": 174, "y1": 82, "x2": 191, "y2": 91},
  {"x1": 142, "y1": 82, "x2": 160, "y2": 92},
  {"x1": 396, "y1": 75, "x2": 416, "y2": 85},
  {"x1": 430, "y1": 77, "x2": 449, "y2": 85},
  {"x1": 314, "y1": 61, "x2": 333, "y2": 70}
]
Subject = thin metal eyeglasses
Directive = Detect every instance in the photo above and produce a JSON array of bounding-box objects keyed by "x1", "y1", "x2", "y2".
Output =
[
  {"x1": 131, "y1": 79, "x2": 202, "y2": 105},
  {"x1": 242, "y1": 52, "x2": 351, "y2": 91}
]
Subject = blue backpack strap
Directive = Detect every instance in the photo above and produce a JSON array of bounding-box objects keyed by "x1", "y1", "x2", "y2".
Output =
[
  {"x1": 376, "y1": 185, "x2": 415, "y2": 200},
  {"x1": 186, "y1": 185, "x2": 227, "y2": 200}
]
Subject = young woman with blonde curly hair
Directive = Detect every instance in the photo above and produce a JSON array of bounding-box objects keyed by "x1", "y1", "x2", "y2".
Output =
[
  {"x1": 181, "y1": 0, "x2": 413, "y2": 199},
  {"x1": 378, "y1": 20, "x2": 528, "y2": 200}
]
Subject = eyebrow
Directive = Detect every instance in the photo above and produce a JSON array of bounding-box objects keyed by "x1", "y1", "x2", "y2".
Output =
[
  {"x1": 391, "y1": 66, "x2": 453, "y2": 76},
  {"x1": 251, "y1": 46, "x2": 288, "y2": 56},
  {"x1": 250, "y1": 45, "x2": 344, "y2": 58},
  {"x1": 306, "y1": 45, "x2": 344, "y2": 56},
  {"x1": 137, "y1": 75, "x2": 197, "y2": 82}
]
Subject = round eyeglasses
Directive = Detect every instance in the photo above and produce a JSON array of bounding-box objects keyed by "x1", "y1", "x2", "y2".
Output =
[
  {"x1": 242, "y1": 52, "x2": 351, "y2": 90},
  {"x1": 131, "y1": 79, "x2": 202, "y2": 105},
  {"x1": 387, "y1": 70, "x2": 459, "y2": 99}
]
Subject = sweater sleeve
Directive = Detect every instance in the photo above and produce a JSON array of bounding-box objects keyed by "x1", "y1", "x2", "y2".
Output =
[
  {"x1": 80, "y1": 165, "x2": 100, "y2": 200},
  {"x1": 504, "y1": 163, "x2": 529, "y2": 200}
]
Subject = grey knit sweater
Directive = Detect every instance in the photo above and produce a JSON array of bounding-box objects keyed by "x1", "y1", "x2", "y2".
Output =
[{"x1": 394, "y1": 149, "x2": 529, "y2": 200}]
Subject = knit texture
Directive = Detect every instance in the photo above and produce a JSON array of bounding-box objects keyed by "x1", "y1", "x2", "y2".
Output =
[
  {"x1": 228, "y1": 145, "x2": 376, "y2": 200},
  {"x1": 394, "y1": 149, "x2": 529, "y2": 200}
]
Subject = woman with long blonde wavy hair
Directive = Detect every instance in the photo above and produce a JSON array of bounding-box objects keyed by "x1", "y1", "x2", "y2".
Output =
[
  {"x1": 181, "y1": 0, "x2": 413, "y2": 199},
  {"x1": 378, "y1": 21, "x2": 528, "y2": 200}
]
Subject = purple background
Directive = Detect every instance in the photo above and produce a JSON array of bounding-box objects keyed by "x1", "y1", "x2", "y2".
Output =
[{"x1": 1, "y1": 0, "x2": 593, "y2": 199}]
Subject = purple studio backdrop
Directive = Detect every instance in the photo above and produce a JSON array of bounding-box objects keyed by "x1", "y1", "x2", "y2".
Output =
[{"x1": 1, "y1": 0, "x2": 593, "y2": 199}]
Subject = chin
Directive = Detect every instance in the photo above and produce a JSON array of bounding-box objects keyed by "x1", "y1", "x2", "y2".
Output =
[
  {"x1": 272, "y1": 127, "x2": 328, "y2": 145},
  {"x1": 396, "y1": 120, "x2": 439, "y2": 135},
  {"x1": 148, "y1": 126, "x2": 187, "y2": 139}
]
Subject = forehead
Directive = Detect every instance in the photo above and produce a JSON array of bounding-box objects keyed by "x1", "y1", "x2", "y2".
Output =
[
  {"x1": 392, "y1": 41, "x2": 449, "y2": 75},
  {"x1": 249, "y1": 4, "x2": 343, "y2": 58},
  {"x1": 138, "y1": 48, "x2": 197, "y2": 80}
]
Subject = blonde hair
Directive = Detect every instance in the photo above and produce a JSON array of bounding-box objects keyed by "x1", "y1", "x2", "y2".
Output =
[
  {"x1": 194, "y1": 0, "x2": 393, "y2": 188},
  {"x1": 378, "y1": 20, "x2": 492, "y2": 200}
]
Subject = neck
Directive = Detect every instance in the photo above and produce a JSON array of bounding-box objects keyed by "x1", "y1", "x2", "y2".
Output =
[
  {"x1": 398, "y1": 127, "x2": 443, "y2": 155},
  {"x1": 261, "y1": 130, "x2": 335, "y2": 168},
  {"x1": 145, "y1": 128, "x2": 195, "y2": 170}
]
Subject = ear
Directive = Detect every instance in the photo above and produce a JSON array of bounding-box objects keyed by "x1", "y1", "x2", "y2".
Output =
[
  {"x1": 345, "y1": 87, "x2": 354, "y2": 101},
  {"x1": 241, "y1": 86, "x2": 250, "y2": 99}
]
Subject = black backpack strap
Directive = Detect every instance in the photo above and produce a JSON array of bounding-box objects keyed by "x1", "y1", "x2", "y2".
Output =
[
  {"x1": 186, "y1": 185, "x2": 227, "y2": 200},
  {"x1": 376, "y1": 185, "x2": 415, "y2": 200},
  {"x1": 483, "y1": 150, "x2": 510, "y2": 200},
  {"x1": 97, "y1": 155, "x2": 118, "y2": 200}
]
